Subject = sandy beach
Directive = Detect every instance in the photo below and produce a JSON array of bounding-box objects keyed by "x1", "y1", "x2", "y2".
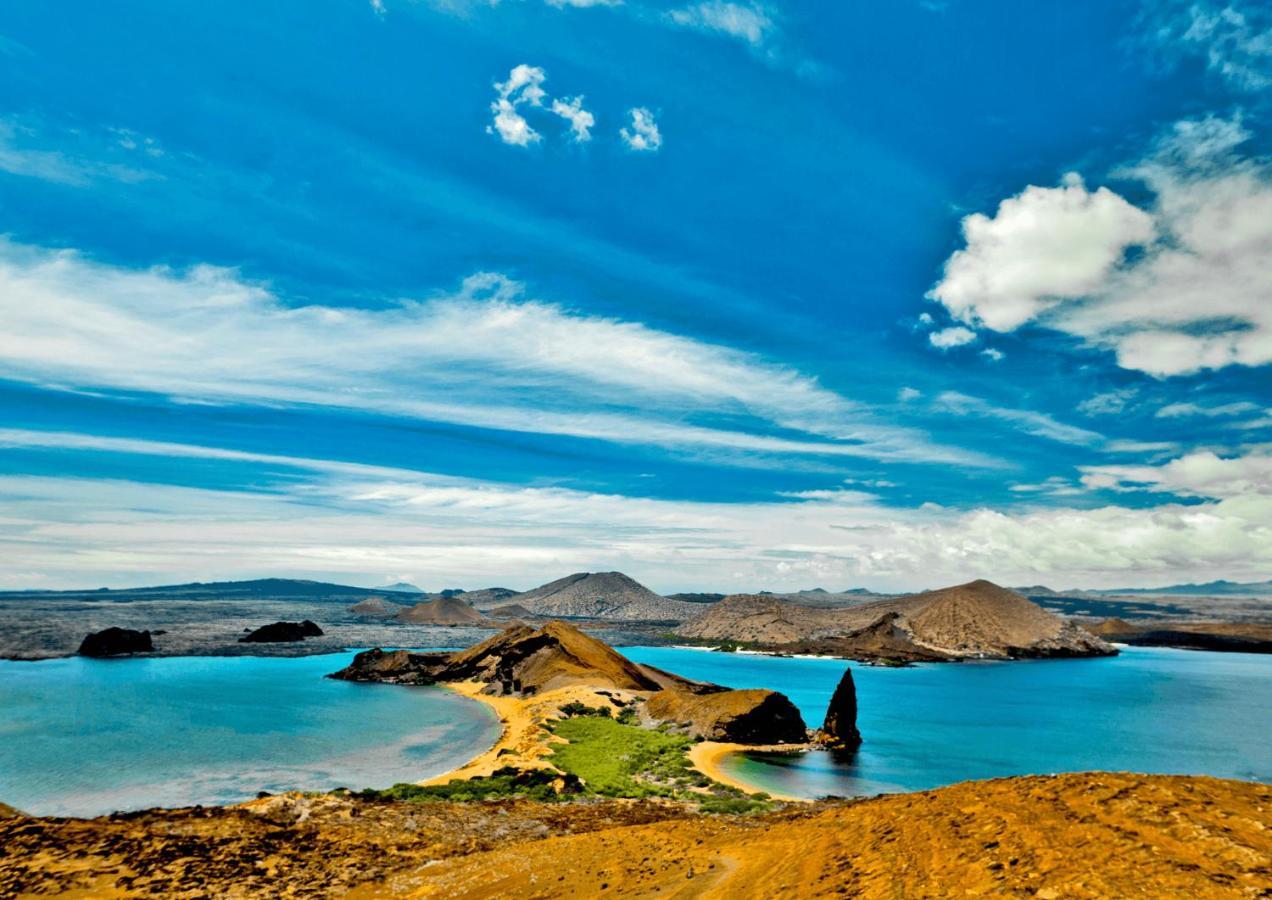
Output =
[{"x1": 687, "y1": 742, "x2": 810, "y2": 803}]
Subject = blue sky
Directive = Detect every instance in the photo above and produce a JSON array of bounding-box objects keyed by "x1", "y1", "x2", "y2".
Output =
[{"x1": 0, "y1": 0, "x2": 1269, "y2": 591}]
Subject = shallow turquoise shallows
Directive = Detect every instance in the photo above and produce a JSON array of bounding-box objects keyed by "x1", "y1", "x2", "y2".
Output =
[
  {"x1": 623, "y1": 645, "x2": 1272, "y2": 800},
  {"x1": 0, "y1": 653, "x2": 499, "y2": 817}
]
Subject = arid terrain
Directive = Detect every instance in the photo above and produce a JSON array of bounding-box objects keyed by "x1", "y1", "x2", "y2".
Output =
[
  {"x1": 676, "y1": 579, "x2": 1115, "y2": 660},
  {"x1": 3, "y1": 773, "x2": 1268, "y2": 898}
]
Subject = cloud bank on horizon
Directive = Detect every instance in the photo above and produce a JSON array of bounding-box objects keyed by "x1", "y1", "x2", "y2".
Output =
[{"x1": 0, "y1": 0, "x2": 1268, "y2": 592}]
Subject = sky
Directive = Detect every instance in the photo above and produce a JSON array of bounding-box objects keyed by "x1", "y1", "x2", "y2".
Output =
[{"x1": 0, "y1": 0, "x2": 1269, "y2": 593}]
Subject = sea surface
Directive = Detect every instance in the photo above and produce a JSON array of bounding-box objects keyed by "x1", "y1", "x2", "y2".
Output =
[
  {"x1": 625, "y1": 645, "x2": 1272, "y2": 799},
  {"x1": 3, "y1": 645, "x2": 1269, "y2": 815},
  {"x1": 0, "y1": 653, "x2": 499, "y2": 816}
]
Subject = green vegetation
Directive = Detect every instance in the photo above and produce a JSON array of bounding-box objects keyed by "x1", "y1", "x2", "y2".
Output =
[
  {"x1": 545, "y1": 716, "x2": 770, "y2": 814},
  {"x1": 357, "y1": 715, "x2": 772, "y2": 814},
  {"x1": 357, "y1": 767, "x2": 579, "y2": 804}
]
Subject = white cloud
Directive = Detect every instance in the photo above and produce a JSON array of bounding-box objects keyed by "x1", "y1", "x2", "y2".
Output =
[
  {"x1": 0, "y1": 119, "x2": 155, "y2": 186},
  {"x1": 934, "y1": 391, "x2": 1103, "y2": 446},
  {"x1": 3, "y1": 432, "x2": 1269, "y2": 590},
  {"x1": 488, "y1": 64, "x2": 547, "y2": 147},
  {"x1": 898, "y1": 387, "x2": 921, "y2": 402},
  {"x1": 1145, "y1": 1, "x2": 1272, "y2": 91},
  {"x1": 929, "y1": 116, "x2": 1272, "y2": 377},
  {"x1": 550, "y1": 95, "x2": 594, "y2": 142},
  {"x1": 667, "y1": 1, "x2": 774, "y2": 47},
  {"x1": 1155, "y1": 400, "x2": 1260, "y2": 418},
  {"x1": 928, "y1": 326, "x2": 977, "y2": 349},
  {"x1": 0, "y1": 239, "x2": 986, "y2": 468},
  {"x1": 1077, "y1": 387, "x2": 1139, "y2": 417},
  {"x1": 620, "y1": 107, "x2": 662, "y2": 152},
  {"x1": 1081, "y1": 449, "x2": 1272, "y2": 499},
  {"x1": 928, "y1": 173, "x2": 1154, "y2": 332},
  {"x1": 980, "y1": 348, "x2": 1004, "y2": 362}
]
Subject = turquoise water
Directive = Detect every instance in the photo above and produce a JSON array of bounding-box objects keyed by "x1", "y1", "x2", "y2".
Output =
[
  {"x1": 0, "y1": 653, "x2": 499, "y2": 817},
  {"x1": 3, "y1": 646, "x2": 1268, "y2": 815},
  {"x1": 624, "y1": 645, "x2": 1272, "y2": 799}
]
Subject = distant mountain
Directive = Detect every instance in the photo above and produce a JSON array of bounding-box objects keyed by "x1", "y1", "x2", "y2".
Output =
[
  {"x1": 512, "y1": 572, "x2": 701, "y2": 622},
  {"x1": 396, "y1": 597, "x2": 492, "y2": 626},
  {"x1": 0, "y1": 578, "x2": 396, "y2": 601},
  {"x1": 453, "y1": 587, "x2": 519, "y2": 610},
  {"x1": 378, "y1": 581, "x2": 424, "y2": 594},
  {"x1": 1093, "y1": 580, "x2": 1272, "y2": 597},
  {"x1": 666, "y1": 592, "x2": 725, "y2": 604},
  {"x1": 678, "y1": 580, "x2": 1113, "y2": 660}
]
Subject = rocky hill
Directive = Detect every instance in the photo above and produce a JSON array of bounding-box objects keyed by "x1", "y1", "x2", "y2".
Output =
[
  {"x1": 395, "y1": 597, "x2": 492, "y2": 627},
  {"x1": 348, "y1": 596, "x2": 403, "y2": 617},
  {"x1": 331, "y1": 621, "x2": 808, "y2": 743},
  {"x1": 510, "y1": 572, "x2": 701, "y2": 622},
  {"x1": 450, "y1": 588, "x2": 519, "y2": 610},
  {"x1": 678, "y1": 580, "x2": 1114, "y2": 660}
]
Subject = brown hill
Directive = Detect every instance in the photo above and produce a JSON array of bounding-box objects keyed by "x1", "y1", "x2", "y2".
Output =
[
  {"x1": 348, "y1": 596, "x2": 402, "y2": 617},
  {"x1": 512, "y1": 572, "x2": 701, "y2": 622},
  {"x1": 450, "y1": 587, "x2": 518, "y2": 610},
  {"x1": 331, "y1": 621, "x2": 808, "y2": 744},
  {"x1": 395, "y1": 597, "x2": 492, "y2": 627},
  {"x1": 679, "y1": 580, "x2": 1114, "y2": 660}
]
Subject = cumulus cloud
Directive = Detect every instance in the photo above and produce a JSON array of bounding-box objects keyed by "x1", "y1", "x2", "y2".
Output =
[
  {"x1": 980, "y1": 348, "x2": 1004, "y2": 362},
  {"x1": 667, "y1": 1, "x2": 774, "y2": 47},
  {"x1": 550, "y1": 95, "x2": 594, "y2": 142},
  {"x1": 620, "y1": 107, "x2": 662, "y2": 152},
  {"x1": 0, "y1": 239, "x2": 986, "y2": 468},
  {"x1": 4, "y1": 431, "x2": 1269, "y2": 590},
  {"x1": 928, "y1": 173, "x2": 1154, "y2": 332},
  {"x1": 928, "y1": 116, "x2": 1272, "y2": 377},
  {"x1": 488, "y1": 64, "x2": 547, "y2": 146},
  {"x1": 928, "y1": 326, "x2": 976, "y2": 349}
]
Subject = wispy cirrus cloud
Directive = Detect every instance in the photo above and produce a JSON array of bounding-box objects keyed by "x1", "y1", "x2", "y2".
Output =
[
  {"x1": 0, "y1": 238, "x2": 988, "y2": 468},
  {"x1": 1141, "y1": 0, "x2": 1272, "y2": 91},
  {"x1": 4, "y1": 430, "x2": 1272, "y2": 591},
  {"x1": 932, "y1": 391, "x2": 1104, "y2": 446}
]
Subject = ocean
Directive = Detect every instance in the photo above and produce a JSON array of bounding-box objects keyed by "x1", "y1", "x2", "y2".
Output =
[{"x1": 2, "y1": 644, "x2": 1267, "y2": 814}]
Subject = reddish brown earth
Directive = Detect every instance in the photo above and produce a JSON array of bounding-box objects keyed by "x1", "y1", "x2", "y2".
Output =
[{"x1": 2, "y1": 773, "x2": 1268, "y2": 898}]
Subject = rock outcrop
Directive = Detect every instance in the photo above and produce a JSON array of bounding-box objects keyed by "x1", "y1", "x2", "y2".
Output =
[
  {"x1": 395, "y1": 597, "x2": 491, "y2": 626},
  {"x1": 644, "y1": 687, "x2": 807, "y2": 744},
  {"x1": 818, "y1": 667, "x2": 862, "y2": 747},
  {"x1": 678, "y1": 580, "x2": 1117, "y2": 661},
  {"x1": 1085, "y1": 619, "x2": 1272, "y2": 654},
  {"x1": 77, "y1": 627, "x2": 154, "y2": 657},
  {"x1": 510, "y1": 572, "x2": 702, "y2": 622},
  {"x1": 239, "y1": 620, "x2": 323, "y2": 643}
]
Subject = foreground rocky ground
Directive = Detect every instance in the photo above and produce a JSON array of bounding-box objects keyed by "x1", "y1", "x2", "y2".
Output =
[{"x1": 3, "y1": 773, "x2": 1269, "y2": 898}]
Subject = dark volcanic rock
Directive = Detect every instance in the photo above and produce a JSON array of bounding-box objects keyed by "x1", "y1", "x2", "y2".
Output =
[
  {"x1": 819, "y1": 667, "x2": 862, "y2": 747},
  {"x1": 644, "y1": 687, "x2": 808, "y2": 744},
  {"x1": 77, "y1": 627, "x2": 154, "y2": 658},
  {"x1": 330, "y1": 648, "x2": 450, "y2": 684},
  {"x1": 239, "y1": 620, "x2": 324, "y2": 643}
]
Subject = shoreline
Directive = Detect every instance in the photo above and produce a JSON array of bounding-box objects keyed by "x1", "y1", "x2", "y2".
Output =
[
  {"x1": 687, "y1": 742, "x2": 811, "y2": 803},
  {"x1": 427, "y1": 681, "x2": 813, "y2": 802}
]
